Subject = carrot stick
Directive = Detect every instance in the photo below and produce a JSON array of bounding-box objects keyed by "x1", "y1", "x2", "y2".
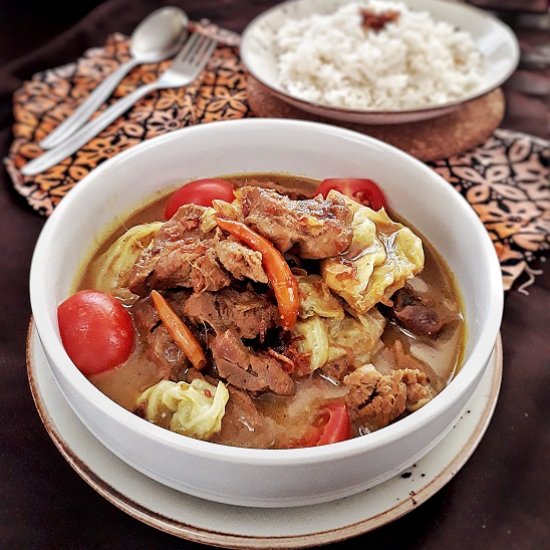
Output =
[
  {"x1": 216, "y1": 218, "x2": 299, "y2": 330},
  {"x1": 150, "y1": 290, "x2": 207, "y2": 370}
]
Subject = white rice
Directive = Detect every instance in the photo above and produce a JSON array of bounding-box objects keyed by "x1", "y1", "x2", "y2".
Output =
[{"x1": 272, "y1": 0, "x2": 484, "y2": 110}]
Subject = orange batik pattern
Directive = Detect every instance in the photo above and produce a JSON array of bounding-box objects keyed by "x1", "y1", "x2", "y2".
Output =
[
  {"x1": 4, "y1": 23, "x2": 549, "y2": 291},
  {"x1": 429, "y1": 133, "x2": 549, "y2": 290},
  {"x1": 5, "y1": 23, "x2": 249, "y2": 213}
]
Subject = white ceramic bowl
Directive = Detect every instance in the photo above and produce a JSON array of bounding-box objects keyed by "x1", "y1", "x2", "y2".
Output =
[
  {"x1": 240, "y1": 0, "x2": 520, "y2": 124},
  {"x1": 30, "y1": 119, "x2": 503, "y2": 508}
]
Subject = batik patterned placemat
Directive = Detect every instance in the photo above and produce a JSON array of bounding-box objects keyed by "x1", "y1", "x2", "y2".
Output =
[{"x1": 4, "y1": 23, "x2": 549, "y2": 291}]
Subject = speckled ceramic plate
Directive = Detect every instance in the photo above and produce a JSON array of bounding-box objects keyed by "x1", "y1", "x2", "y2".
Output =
[{"x1": 27, "y1": 320, "x2": 502, "y2": 548}]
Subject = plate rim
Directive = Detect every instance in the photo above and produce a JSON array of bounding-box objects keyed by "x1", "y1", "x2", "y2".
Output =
[
  {"x1": 26, "y1": 318, "x2": 503, "y2": 548},
  {"x1": 240, "y1": 0, "x2": 520, "y2": 121}
]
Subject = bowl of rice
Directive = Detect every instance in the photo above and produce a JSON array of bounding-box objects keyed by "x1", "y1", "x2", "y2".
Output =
[{"x1": 240, "y1": 0, "x2": 519, "y2": 124}]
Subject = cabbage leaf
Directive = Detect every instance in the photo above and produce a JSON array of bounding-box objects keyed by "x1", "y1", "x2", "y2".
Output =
[
  {"x1": 326, "y1": 309, "x2": 386, "y2": 366},
  {"x1": 292, "y1": 308, "x2": 385, "y2": 372},
  {"x1": 89, "y1": 222, "x2": 163, "y2": 297},
  {"x1": 293, "y1": 316, "x2": 330, "y2": 372},
  {"x1": 199, "y1": 207, "x2": 218, "y2": 234},
  {"x1": 138, "y1": 378, "x2": 229, "y2": 441},
  {"x1": 321, "y1": 193, "x2": 424, "y2": 313},
  {"x1": 297, "y1": 274, "x2": 344, "y2": 320}
]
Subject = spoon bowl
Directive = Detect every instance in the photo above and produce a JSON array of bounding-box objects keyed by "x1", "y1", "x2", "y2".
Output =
[
  {"x1": 39, "y1": 7, "x2": 188, "y2": 149},
  {"x1": 130, "y1": 6, "x2": 189, "y2": 62}
]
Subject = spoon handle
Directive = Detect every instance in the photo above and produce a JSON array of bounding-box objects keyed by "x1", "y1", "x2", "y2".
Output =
[
  {"x1": 39, "y1": 58, "x2": 140, "y2": 149},
  {"x1": 23, "y1": 81, "x2": 161, "y2": 176}
]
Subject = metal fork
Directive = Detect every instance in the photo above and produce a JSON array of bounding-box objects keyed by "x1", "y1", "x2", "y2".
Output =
[{"x1": 22, "y1": 33, "x2": 217, "y2": 176}]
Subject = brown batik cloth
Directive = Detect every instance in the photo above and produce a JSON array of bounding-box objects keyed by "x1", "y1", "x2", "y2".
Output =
[{"x1": 4, "y1": 23, "x2": 549, "y2": 291}]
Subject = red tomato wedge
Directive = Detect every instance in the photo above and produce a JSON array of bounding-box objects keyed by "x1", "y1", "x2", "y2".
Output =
[
  {"x1": 57, "y1": 290, "x2": 134, "y2": 377},
  {"x1": 300, "y1": 402, "x2": 352, "y2": 447},
  {"x1": 164, "y1": 178, "x2": 235, "y2": 219},
  {"x1": 316, "y1": 178, "x2": 387, "y2": 211},
  {"x1": 315, "y1": 402, "x2": 352, "y2": 445}
]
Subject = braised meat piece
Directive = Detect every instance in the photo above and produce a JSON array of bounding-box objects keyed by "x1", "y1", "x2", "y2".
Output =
[
  {"x1": 214, "y1": 239, "x2": 268, "y2": 284},
  {"x1": 179, "y1": 367, "x2": 208, "y2": 384},
  {"x1": 210, "y1": 330, "x2": 295, "y2": 395},
  {"x1": 236, "y1": 186, "x2": 353, "y2": 259},
  {"x1": 183, "y1": 288, "x2": 279, "y2": 340},
  {"x1": 213, "y1": 386, "x2": 265, "y2": 447},
  {"x1": 399, "y1": 368, "x2": 435, "y2": 411},
  {"x1": 390, "y1": 341, "x2": 435, "y2": 411},
  {"x1": 129, "y1": 205, "x2": 231, "y2": 296},
  {"x1": 131, "y1": 291, "x2": 190, "y2": 379},
  {"x1": 360, "y1": 8, "x2": 400, "y2": 31},
  {"x1": 344, "y1": 365, "x2": 405, "y2": 431},
  {"x1": 344, "y1": 362, "x2": 434, "y2": 432},
  {"x1": 128, "y1": 204, "x2": 270, "y2": 296},
  {"x1": 318, "y1": 357, "x2": 352, "y2": 384},
  {"x1": 390, "y1": 285, "x2": 444, "y2": 338}
]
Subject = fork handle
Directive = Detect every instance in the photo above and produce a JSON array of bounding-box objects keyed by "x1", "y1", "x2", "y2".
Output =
[
  {"x1": 39, "y1": 58, "x2": 141, "y2": 150},
  {"x1": 23, "y1": 81, "x2": 160, "y2": 176}
]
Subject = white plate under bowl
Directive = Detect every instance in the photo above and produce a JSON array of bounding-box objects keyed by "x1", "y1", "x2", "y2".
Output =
[
  {"x1": 240, "y1": 0, "x2": 519, "y2": 124},
  {"x1": 27, "y1": 321, "x2": 502, "y2": 548}
]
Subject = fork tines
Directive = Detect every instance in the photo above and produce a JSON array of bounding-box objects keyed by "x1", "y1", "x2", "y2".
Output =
[{"x1": 175, "y1": 33, "x2": 217, "y2": 67}]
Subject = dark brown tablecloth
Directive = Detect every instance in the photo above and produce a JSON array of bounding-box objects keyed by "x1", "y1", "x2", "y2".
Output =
[{"x1": 0, "y1": 1, "x2": 548, "y2": 549}]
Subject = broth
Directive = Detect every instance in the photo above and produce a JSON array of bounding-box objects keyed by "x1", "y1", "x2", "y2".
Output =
[{"x1": 78, "y1": 173, "x2": 465, "y2": 449}]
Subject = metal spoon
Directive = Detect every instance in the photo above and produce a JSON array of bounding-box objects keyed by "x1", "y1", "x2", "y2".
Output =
[{"x1": 39, "y1": 6, "x2": 188, "y2": 149}]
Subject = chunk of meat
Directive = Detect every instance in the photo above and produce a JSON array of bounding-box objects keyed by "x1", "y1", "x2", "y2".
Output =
[
  {"x1": 392, "y1": 340, "x2": 426, "y2": 372},
  {"x1": 210, "y1": 330, "x2": 295, "y2": 395},
  {"x1": 344, "y1": 365, "x2": 405, "y2": 431},
  {"x1": 395, "y1": 305, "x2": 443, "y2": 337},
  {"x1": 318, "y1": 357, "x2": 352, "y2": 384},
  {"x1": 344, "y1": 363, "x2": 434, "y2": 432},
  {"x1": 131, "y1": 292, "x2": 190, "y2": 379},
  {"x1": 128, "y1": 205, "x2": 231, "y2": 296},
  {"x1": 179, "y1": 367, "x2": 208, "y2": 384},
  {"x1": 235, "y1": 186, "x2": 353, "y2": 259},
  {"x1": 129, "y1": 204, "x2": 271, "y2": 296},
  {"x1": 390, "y1": 342, "x2": 435, "y2": 411},
  {"x1": 183, "y1": 288, "x2": 278, "y2": 340},
  {"x1": 391, "y1": 285, "x2": 444, "y2": 338},
  {"x1": 360, "y1": 8, "x2": 400, "y2": 31},
  {"x1": 190, "y1": 248, "x2": 231, "y2": 292},
  {"x1": 213, "y1": 387, "x2": 265, "y2": 447},
  {"x1": 215, "y1": 239, "x2": 268, "y2": 284},
  {"x1": 399, "y1": 368, "x2": 435, "y2": 412}
]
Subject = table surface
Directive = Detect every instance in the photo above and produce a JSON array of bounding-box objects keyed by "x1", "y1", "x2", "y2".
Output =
[{"x1": 0, "y1": 1, "x2": 548, "y2": 549}]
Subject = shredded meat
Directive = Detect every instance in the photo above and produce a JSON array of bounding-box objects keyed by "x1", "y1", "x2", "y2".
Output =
[
  {"x1": 183, "y1": 288, "x2": 278, "y2": 340},
  {"x1": 131, "y1": 291, "x2": 190, "y2": 379},
  {"x1": 128, "y1": 204, "x2": 270, "y2": 297},
  {"x1": 280, "y1": 338, "x2": 314, "y2": 378},
  {"x1": 214, "y1": 239, "x2": 268, "y2": 283},
  {"x1": 344, "y1": 363, "x2": 434, "y2": 432},
  {"x1": 360, "y1": 8, "x2": 400, "y2": 31},
  {"x1": 210, "y1": 330, "x2": 295, "y2": 395},
  {"x1": 128, "y1": 205, "x2": 231, "y2": 296},
  {"x1": 235, "y1": 185, "x2": 353, "y2": 259},
  {"x1": 391, "y1": 285, "x2": 445, "y2": 338}
]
